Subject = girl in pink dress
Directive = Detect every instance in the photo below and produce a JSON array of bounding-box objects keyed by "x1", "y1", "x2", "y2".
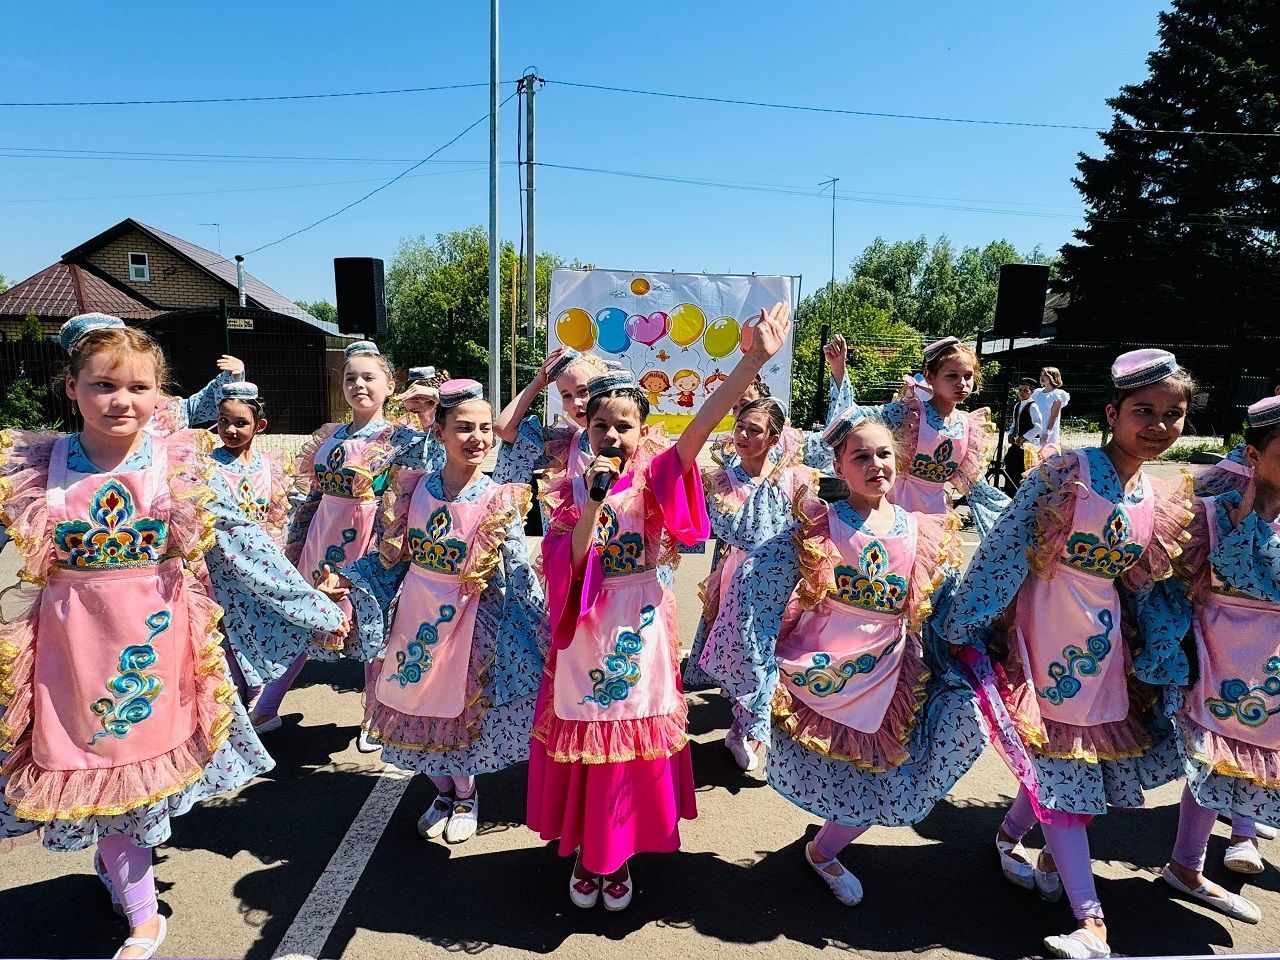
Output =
[
  {"x1": 1155, "y1": 396, "x2": 1280, "y2": 924},
  {"x1": 0, "y1": 316, "x2": 342, "y2": 960},
  {"x1": 251, "y1": 343, "x2": 442, "y2": 748},
  {"x1": 845, "y1": 336, "x2": 994, "y2": 516},
  {"x1": 943, "y1": 349, "x2": 1198, "y2": 959},
  {"x1": 528, "y1": 302, "x2": 792, "y2": 911}
]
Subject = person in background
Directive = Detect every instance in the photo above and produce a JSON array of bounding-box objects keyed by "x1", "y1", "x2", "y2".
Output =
[
  {"x1": 1005, "y1": 377, "x2": 1045, "y2": 493},
  {"x1": 1033, "y1": 367, "x2": 1070, "y2": 450}
]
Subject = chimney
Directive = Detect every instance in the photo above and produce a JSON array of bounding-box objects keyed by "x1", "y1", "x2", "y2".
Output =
[{"x1": 235, "y1": 255, "x2": 246, "y2": 307}]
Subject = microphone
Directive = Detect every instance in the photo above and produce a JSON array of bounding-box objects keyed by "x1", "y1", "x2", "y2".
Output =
[{"x1": 590, "y1": 446, "x2": 626, "y2": 502}]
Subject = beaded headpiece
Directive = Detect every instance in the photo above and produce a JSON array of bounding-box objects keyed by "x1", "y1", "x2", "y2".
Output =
[
  {"x1": 343, "y1": 340, "x2": 381, "y2": 361},
  {"x1": 1111, "y1": 349, "x2": 1178, "y2": 390},
  {"x1": 585, "y1": 370, "x2": 638, "y2": 399},
  {"x1": 1248, "y1": 396, "x2": 1280, "y2": 429},
  {"x1": 546, "y1": 348, "x2": 582, "y2": 380},
  {"x1": 408, "y1": 366, "x2": 436, "y2": 383},
  {"x1": 438, "y1": 378, "x2": 485, "y2": 407},
  {"x1": 923, "y1": 336, "x2": 960, "y2": 365},
  {"x1": 60, "y1": 312, "x2": 125, "y2": 353},
  {"x1": 221, "y1": 381, "x2": 260, "y2": 401},
  {"x1": 822, "y1": 406, "x2": 874, "y2": 449}
]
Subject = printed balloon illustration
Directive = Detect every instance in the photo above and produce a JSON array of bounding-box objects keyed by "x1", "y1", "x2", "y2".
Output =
[
  {"x1": 668, "y1": 303, "x2": 706, "y2": 349},
  {"x1": 594, "y1": 306, "x2": 632, "y2": 354},
  {"x1": 630, "y1": 277, "x2": 651, "y2": 296},
  {"x1": 739, "y1": 313, "x2": 760, "y2": 353},
  {"x1": 703, "y1": 315, "x2": 740, "y2": 359},
  {"x1": 625, "y1": 311, "x2": 669, "y2": 347},
  {"x1": 556, "y1": 308, "x2": 595, "y2": 350}
]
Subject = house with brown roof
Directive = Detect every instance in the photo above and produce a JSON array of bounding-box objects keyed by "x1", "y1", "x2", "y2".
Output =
[{"x1": 0, "y1": 218, "x2": 343, "y2": 432}]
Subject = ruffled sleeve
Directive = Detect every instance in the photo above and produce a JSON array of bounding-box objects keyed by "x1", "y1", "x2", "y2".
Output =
[
  {"x1": 905, "y1": 511, "x2": 963, "y2": 633},
  {"x1": 951, "y1": 407, "x2": 996, "y2": 495},
  {"x1": 1127, "y1": 487, "x2": 1196, "y2": 688},
  {"x1": 284, "y1": 422, "x2": 341, "y2": 565},
  {"x1": 645, "y1": 444, "x2": 709, "y2": 547},
  {"x1": 179, "y1": 370, "x2": 240, "y2": 428},
  {"x1": 162, "y1": 430, "x2": 219, "y2": 564},
  {"x1": 263, "y1": 452, "x2": 289, "y2": 547},
  {"x1": 1122, "y1": 468, "x2": 1195, "y2": 594},
  {"x1": 826, "y1": 374, "x2": 853, "y2": 424},
  {"x1": 540, "y1": 473, "x2": 590, "y2": 653},
  {"x1": 376, "y1": 466, "x2": 426, "y2": 569}
]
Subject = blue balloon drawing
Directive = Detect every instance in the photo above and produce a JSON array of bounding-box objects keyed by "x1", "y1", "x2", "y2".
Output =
[{"x1": 594, "y1": 307, "x2": 632, "y2": 355}]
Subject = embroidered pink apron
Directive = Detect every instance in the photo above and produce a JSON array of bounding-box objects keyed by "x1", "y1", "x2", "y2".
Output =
[
  {"x1": 33, "y1": 437, "x2": 197, "y2": 771},
  {"x1": 553, "y1": 475, "x2": 680, "y2": 722},
  {"x1": 775, "y1": 507, "x2": 915, "y2": 733},
  {"x1": 217, "y1": 457, "x2": 273, "y2": 526},
  {"x1": 376, "y1": 482, "x2": 496, "y2": 718},
  {"x1": 1016, "y1": 455, "x2": 1153, "y2": 726},
  {"x1": 1188, "y1": 498, "x2": 1280, "y2": 749},
  {"x1": 891, "y1": 410, "x2": 968, "y2": 515}
]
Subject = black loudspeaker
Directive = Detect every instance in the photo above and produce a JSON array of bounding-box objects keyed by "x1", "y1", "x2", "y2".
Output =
[
  {"x1": 334, "y1": 257, "x2": 387, "y2": 336},
  {"x1": 992, "y1": 263, "x2": 1050, "y2": 338}
]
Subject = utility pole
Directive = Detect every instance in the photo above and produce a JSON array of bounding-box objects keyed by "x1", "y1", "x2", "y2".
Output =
[
  {"x1": 818, "y1": 177, "x2": 839, "y2": 414},
  {"x1": 487, "y1": 0, "x2": 501, "y2": 408},
  {"x1": 523, "y1": 71, "x2": 542, "y2": 351}
]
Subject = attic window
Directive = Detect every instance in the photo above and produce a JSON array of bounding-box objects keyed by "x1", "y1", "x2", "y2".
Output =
[{"x1": 128, "y1": 252, "x2": 150, "y2": 282}]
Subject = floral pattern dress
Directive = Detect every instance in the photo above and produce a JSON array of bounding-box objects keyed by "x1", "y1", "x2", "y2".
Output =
[
  {"x1": 344, "y1": 472, "x2": 546, "y2": 776},
  {"x1": 707, "y1": 497, "x2": 986, "y2": 825},
  {"x1": 0, "y1": 430, "x2": 341, "y2": 852}
]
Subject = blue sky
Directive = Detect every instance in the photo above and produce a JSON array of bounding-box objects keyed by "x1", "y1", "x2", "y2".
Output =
[{"x1": 0, "y1": 1, "x2": 1168, "y2": 305}]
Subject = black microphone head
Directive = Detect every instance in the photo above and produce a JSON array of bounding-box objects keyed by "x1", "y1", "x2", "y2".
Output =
[{"x1": 600, "y1": 444, "x2": 627, "y2": 463}]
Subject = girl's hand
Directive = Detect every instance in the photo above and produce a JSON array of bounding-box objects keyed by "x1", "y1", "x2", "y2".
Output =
[
  {"x1": 397, "y1": 383, "x2": 440, "y2": 417},
  {"x1": 317, "y1": 571, "x2": 351, "y2": 602},
  {"x1": 333, "y1": 616, "x2": 352, "y2": 640},
  {"x1": 582, "y1": 453, "x2": 623, "y2": 508},
  {"x1": 218, "y1": 355, "x2": 246, "y2": 378},
  {"x1": 747, "y1": 301, "x2": 792, "y2": 365},
  {"x1": 536, "y1": 349, "x2": 566, "y2": 390},
  {"x1": 823, "y1": 334, "x2": 847, "y2": 382}
]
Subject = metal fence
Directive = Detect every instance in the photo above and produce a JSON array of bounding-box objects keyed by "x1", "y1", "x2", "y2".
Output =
[{"x1": 0, "y1": 338, "x2": 80, "y2": 430}]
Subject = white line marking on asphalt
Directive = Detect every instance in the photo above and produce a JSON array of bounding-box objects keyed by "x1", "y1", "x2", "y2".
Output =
[{"x1": 272, "y1": 767, "x2": 412, "y2": 960}]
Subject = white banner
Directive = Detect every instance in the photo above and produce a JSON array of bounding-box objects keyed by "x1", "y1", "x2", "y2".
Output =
[{"x1": 547, "y1": 269, "x2": 796, "y2": 435}]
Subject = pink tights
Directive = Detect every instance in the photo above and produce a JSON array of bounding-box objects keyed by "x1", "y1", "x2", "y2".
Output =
[
  {"x1": 429, "y1": 775, "x2": 476, "y2": 799},
  {"x1": 1172, "y1": 785, "x2": 1221, "y2": 873},
  {"x1": 812, "y1": 821, "x2": 869, "y2": 861},
  {"x1": 254, "y1": 655, "x2": 378, "y2": 719},
  {"x1": 97, "y1": 835, "x2": 157, "y2": 927},
  {"x1": 1000, "y1": 788, "x2": 1103, "y2": 921}
]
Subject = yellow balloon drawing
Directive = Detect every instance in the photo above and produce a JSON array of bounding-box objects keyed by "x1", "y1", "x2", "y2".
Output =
[
  {"x1": 703, "y1": 316, "x2": 740, "y2": 359},
  {"x1": 630, "y1": 277, "x2": 650, "y2": 296},
  {"x1": 668, "y1": 303, "x2": 706, "y2": 349},
  {"x1": 555, "y1": 308, "x2": 596, "y2": 350}
]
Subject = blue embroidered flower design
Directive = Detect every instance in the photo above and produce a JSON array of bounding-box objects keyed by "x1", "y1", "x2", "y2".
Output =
[
  {"x1": 579, "y1": 605, "x2": 657, "y2": 709},
  {"x1": 830, "y1": 538, "x2": 908, "y2": 612},
  {"x1": 911, "y1": 437, "x2": 958, "y2": 483},
  {"x1": 312, "y1": 527, "x2": 359, "y2": 586},
  {"x1": 1062, "y1": 507, "x2": 1144, "y2": 578},
  {"x1": 1036, "y1": 609, "x2": 1114, "y2": 705},
  {"x1": 386, "y1": 604, "x2": 458, "y2": 687},
  {"x1": 55, "y1": 479, "x2": 168, "y2": 568},
  {"x1": 408, "y1": 506, "x2": 469, "y2": 574},
  {"x1": 234, "y1": 477, "x2": 269, "y2": 523},
  {"x1": 595, "y1": 503, "x2": 644, "y2": 575},
  {"x1": 1206, "y1": 656, "x2": 1280, "y2": 728},
  {"x1": 88, "y1": 611, "x2": 170, "y2": 745},
  {"x1": 781, "y1": 639, "x2": 902, "y2": 697}
]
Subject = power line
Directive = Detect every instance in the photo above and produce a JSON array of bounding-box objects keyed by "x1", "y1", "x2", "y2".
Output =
[
  {"x1": 238, "y1": 92, "x2": 518, "y2": 258},
  {"x1": 0, "y1": 81, "x2": 500, "y2": 107},
  {"x1": 546, "y1": 78, "x2": 1280, "y2": 138}
]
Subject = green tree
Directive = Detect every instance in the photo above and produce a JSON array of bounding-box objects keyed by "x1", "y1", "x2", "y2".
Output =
[
  {"x1": 18, "y1": 312, "x2": 43, "y2": 343},
  {"x1": 0, "y1": 274, "x2": 9, "y2": 295},
  {"x1": 0, "y1": 371, "x2": 54, "y2": 430},
  {"x1": 295, "y1": 299, "x2": 338, "y2": 327},
  {"x1": 383, "y1": 226, "x2": 568, "y2": 405},
  {"x1": 1057, "y1": 0, "x2": 1280, "y2": 340}
]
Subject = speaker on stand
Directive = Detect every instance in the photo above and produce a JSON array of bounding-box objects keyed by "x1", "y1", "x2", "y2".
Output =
[{"x1": 334, "y1": 257, "x2": 388, "y2": 338}]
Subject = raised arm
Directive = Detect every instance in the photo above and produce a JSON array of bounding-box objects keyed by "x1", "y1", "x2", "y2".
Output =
[
  {"x1": 494, "y1": 350, "x2": 561, "y2": 443},
  {"x1": 180, "y1": 355, "x2": 245, "y2": 427},
  {"x1": 674, "y1": 301, "x2": 792, "y2": 472}
]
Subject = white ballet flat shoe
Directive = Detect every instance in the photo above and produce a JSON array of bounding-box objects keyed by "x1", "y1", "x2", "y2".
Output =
[
  {"x1": 1043, "y1": 927, "x2": 1110, "y2": 959},
  {"x1": 93, "y1": 851, "x2": 125, "y2": 917},
  {"x1": 569, "y1": 872, "x2": 600, "y2": 909},
  {"x1": 602, "y1": 872, "x2": 634, "y2": 912},
  {"x1": 995, "y1": 835, "x2": 1035, "y2": 890},
  {"x1": 1035, "y1": 864, "x2": 1064, "y2": 903},
  {"x1": 726, "y1": 730, "x2": 759, "y2": 772},
  {"x1": 1224, "y1": 839, "x2": 1265, "y2": 874},
  {"x1": 1161, "y1": 863, "x2": 1262, "y2": 923},
  {"x1": 112, "y1": 914, "x2": 167, "y2": 960},
  {"x1": 416, "y1": 794, "x2": 453, "y2": 840},
  {"x1": 805, "y1": 843, "x2": 863, "y2": 906},
  {"x1": 250, "y1": 713, "x2": 282, "y2": 733},
  {"x1": 356, "y1": 728, "x2": 380, "y2": 753},
  {"x1": 443, "y1": 795, "x2": 479, "y2": 844}
]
